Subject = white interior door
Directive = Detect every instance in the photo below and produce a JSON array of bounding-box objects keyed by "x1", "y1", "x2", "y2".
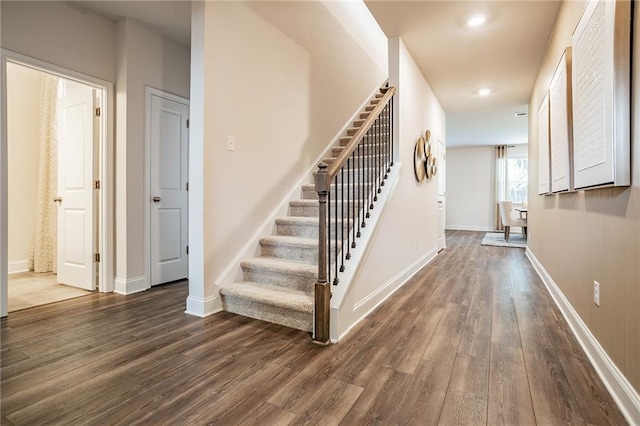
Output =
[
  {"x1": 437, "y1": 139, "x2": 446, "y2": 252},
  {"x1": 150, "y1": 94, "x2": 189, "y2": 286},
  {"x1": 56, "y1": 80, "x2": 96, "y2": 290}
]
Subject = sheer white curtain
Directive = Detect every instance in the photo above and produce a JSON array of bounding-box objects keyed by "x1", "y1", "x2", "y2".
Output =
[
  {"x1": 29, "y1": 74, "x2": 59, "y2": 273},
  {"x1": 494, "y1": 145, "x2": 508, "y2": 231}
]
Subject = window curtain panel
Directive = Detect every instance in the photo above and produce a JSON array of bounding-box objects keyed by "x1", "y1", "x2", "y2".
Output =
[
  {"x1": 494, "y1": 145, "x2": 508, "y2": 231},
  {"x1": 29, "y1": 74, "x2": 59, "y2": 273}
]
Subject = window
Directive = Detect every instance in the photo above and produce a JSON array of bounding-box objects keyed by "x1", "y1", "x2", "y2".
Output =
[{"x1": 507, "y1": 158, "x2": 528, "y2": 203}]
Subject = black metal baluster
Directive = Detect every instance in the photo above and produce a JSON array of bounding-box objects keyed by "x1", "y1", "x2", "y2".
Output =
[
  {"x1": 327, "y1": 191, "x2": 331, "y2": 286},
  {"x1": 373, "y1": 117, "x2": 382, "y2": 201},
  {"x1": 385, "y1": 102, "x2": 390, "y2": 178},
  {"x1": 334, "y1": 174, "x2": 339, "y2": 285},
  {"x1": 340, "y1": 166, "x2": 345, "y2": 272},
  {"x1": 358, "y1": 139, "x2": 364, "y2": 232},
  {"x1": 368, "y1": 126, "x2": 373, "y2": 214},
  {"x1": 346, "y1": 157, "x2": 352, "y2": 259},
  {"x1": 388, "y1": 97, "x2": 394, "y2": 167},
  {"x1": 352, "y1": 150, "x2": 357, "y2": 247}
]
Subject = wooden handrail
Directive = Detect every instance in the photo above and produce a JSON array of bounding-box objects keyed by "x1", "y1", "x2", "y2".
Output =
[
  {"x1": 322, "y1": 86, "x2": 396, "y2": 188},
  {"x1": 313, "y1": 86, "x2": 395, "y2": 345}
]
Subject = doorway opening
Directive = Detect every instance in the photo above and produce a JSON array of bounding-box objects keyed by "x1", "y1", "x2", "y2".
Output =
[{"x1": 1, "y1": 51, "x2": 114, "y2": 317}]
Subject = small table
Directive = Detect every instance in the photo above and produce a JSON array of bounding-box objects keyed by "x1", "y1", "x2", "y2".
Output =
[{"x1": 515, "y1": 208, "x2": 528, "y2": 237}]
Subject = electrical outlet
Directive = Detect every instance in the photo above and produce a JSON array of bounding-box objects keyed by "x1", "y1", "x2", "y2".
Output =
[
  {"x1": 227, "y1": 136, "x2": 235, "y2": 151},
  {"x1": 594, "y1": 281, "x2": 600, "y2": 307},
  {"x1": 415, "y1": 237, "x2": 419, "y2": 249}
]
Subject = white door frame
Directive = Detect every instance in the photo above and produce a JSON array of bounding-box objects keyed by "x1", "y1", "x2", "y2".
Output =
[
  {"x1": 144, "y1": 87, "x2": 189, "y2": 289},
  {"x1": 0, "y1": 49, "x2": 115, "y2": 317}
]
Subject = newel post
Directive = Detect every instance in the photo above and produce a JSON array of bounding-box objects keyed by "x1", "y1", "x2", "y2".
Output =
[{"x1": 313, "y1": 162, "x2": 330, "y2": 345}]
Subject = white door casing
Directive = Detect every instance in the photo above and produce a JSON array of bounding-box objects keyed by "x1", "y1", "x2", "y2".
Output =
[
  {"x1": 56, "y1": 80, "x2": 96, "y2": 291},
  {"x1": 437, "y1": 138, "x2": 446, "y2": 252},
  {"x1": 149, "y1": 92, "x2": 189, "y2": 286}
]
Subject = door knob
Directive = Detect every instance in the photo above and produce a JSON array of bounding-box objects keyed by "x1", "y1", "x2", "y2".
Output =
[
  {"x1": 152, "y1": 196, "x2": 161, "y2": 203},
  {"x1": 53, "y1": 197, "x2": 62, "y2": 203}
]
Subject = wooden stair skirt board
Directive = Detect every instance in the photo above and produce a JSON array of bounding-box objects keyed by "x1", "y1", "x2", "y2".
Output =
[{"x1": 220, "y1": 84, "x2": 390, "y2": 333}]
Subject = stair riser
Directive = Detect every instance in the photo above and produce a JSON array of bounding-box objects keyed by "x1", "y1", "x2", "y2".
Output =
[
  {"x1": 260, "y1": 240, "x2": 344, "y2": 263},
  {"x1": 302, "y1": 185, "x2": 371, "y2": 200},
  {"x1": 242, "y1": 266, "x2": 316, "y2": 292},
  {"x1": 276, "y1": 221, "x2": 351, "y2": 237},
  {"x1": 340, "y1": 136, "x2": 389, "y2": 146},
  {"x1": 290, "y1": 202, "x2": 365, "y2": 218},
  {"x1": 276, "y1": 222, "x2": 319, "y2": 238},
  {"x1": 324, "y1": 155, "x2": 388, "y2": 168},
  {"x1": 333, "y1": 144, "x2": 389, "y2": 156},
  {"x1": 221, "y1": 295, "x2": 312, "y2": 332},
  {"x1": 260, "y1": 243, "x2": 318, "y2": 264}
]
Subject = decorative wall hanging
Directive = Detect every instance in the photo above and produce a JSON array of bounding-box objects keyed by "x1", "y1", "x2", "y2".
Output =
[
  {"x1": 549, "y1": 47, "x2": 573, "y2": 193},
  {"x1": 537, "y1": 92, "x2": 551, "y2": 195},
  {"x1": 413, "y1": 136, "x2": 426, "y2": 182},
  {"x1": 571, "y1": 0, "x2": 631, "y2": 189},
  {"x1": 414, "y1": 129, "x2": 438, "y2": 182}
]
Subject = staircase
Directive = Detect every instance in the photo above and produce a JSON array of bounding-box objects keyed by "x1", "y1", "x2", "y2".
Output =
[{"x1": 219, "y1": 86, "x2": 390, "y2": 333}]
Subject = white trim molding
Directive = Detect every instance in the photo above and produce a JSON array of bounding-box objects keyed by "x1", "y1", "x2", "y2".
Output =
[
  {"x1": 527, "y1": 248, "x2": 640, "y2": 425},
  {"x1": 333, "y1": 246, "x2": 438, "y2": 343},
  {"x1": 185, "y1": 294, "x2": 222, "y2": 318},
  {"x1": 114, "y1": 276, "x2": 148, "y2": 295},
  {"x1": 445, "y1": 225, "x2": 496, "y2": 232},
  {"x1": 1, "y1": 49, "x2": 115, "y2": 318},
  {"x1": 8, "y1": 260, "x2": 28, "y2": 274}
]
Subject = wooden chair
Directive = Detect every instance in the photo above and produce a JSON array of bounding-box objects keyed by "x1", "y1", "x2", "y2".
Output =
[{"x1": 498, "y1": 201, "x2": 527, "y2": 241}]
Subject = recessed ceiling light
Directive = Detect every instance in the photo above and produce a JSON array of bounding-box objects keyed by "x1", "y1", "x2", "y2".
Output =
[
  {"x1": 477, "y1": 88, "x2": 492, "y2": 96},
  {"x1": 466, "y1": 14, "x2": 486, "y2": 27}
]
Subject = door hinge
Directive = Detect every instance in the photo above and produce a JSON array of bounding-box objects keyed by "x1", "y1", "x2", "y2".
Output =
[
  {"x1": 95, "y1": 107, "x2": 101, "y2": 117},
  {"x1": 186, "y1": 119, "x2": 190, "y2": 129},
  {"x1": 93, "y1": 180, "x2": 101, "y2": 190},
  {"x1": 186, "y1": 245, "x2": 189, "y2": 255},
  {"x1": 186, "y1": 182, "x2": 189, "y2": 191},
  {"x1": 93, "y1": 253, "x2": 101, "y2": 263}
]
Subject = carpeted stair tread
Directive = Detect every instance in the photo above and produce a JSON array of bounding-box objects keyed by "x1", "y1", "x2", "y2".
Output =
[
  {"x1": 220, "y1": 282, "x2": 313, "y2": 331},
  {"x1": 275, "y1": 216, "x2": 318, "y2": 226},
  {"x1": 220, "y1": 282, "x2": 313, "y2": 314},
  {"x1": 241, "y1": 257, "x2": 317, "y2": 277},
  {"x1": 260, "y1": 235, "x2": 317, "y2": 247},
  {"x1": 259, "y1": 236, "x2": 319, "y2": 263}
]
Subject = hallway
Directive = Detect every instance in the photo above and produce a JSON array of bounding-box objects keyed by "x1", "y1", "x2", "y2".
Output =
[{"x1": 0, "y1": 231, "x2": 626, "y2": 424}]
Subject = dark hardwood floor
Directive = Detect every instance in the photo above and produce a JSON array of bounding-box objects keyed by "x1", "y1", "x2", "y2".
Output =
[{"x1": 1, "y1": 231, "x2": 627, "y2": 425}]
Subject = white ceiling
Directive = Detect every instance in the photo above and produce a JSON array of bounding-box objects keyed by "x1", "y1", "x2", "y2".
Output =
[
  {"x1": 70, "y1": 1, "x2": 191, "y2": 47},
  {"x1": 365, "y1": 0, "x2": 562, "y2": 147},
  {"x1": 72, "y1": 0, "x2": 561, "y2": 148}
]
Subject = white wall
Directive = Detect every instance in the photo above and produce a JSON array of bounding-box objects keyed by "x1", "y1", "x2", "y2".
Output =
[
  {"x1": 7, "y1": 63, "x2": 40, "y2": 272},
  {"x1": 2, "y1": 2, "x2": 191, "y2": 296},
  {"x1": 188, "y1": 1, "x2": 388, "y2": 315},
  {"x1": 528, "y1": 0, "x2": 640, "y2": 398},
  {"x1": 446, "y1": 146, "x2": 495, "y2": 231},
  {"x1": 1, "y1": 1, "x2": 116, "y2": 82},
  {"x1": 446, "y1": 144, "x2": 528, "y2": 231},
  {"x1": 333, "y1": 37, "x2": 446, "y2": 337},
  {"x1": 114, "y1": 18, "x2": 191, "y2": 293}
]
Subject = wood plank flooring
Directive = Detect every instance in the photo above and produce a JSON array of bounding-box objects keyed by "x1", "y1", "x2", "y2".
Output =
[{"x1": 1, "y1": 231, "x2": 627, "y2": 425}]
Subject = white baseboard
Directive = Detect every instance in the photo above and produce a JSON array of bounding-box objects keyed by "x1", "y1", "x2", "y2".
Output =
[
  {"x1": 114, "y1": 276, "x2": 148, "y2": 295},
  {"x1": 185, "y1": 294, "x2": 222, "y2": 318},
  {"x1": 526, "y1": 248, "x2": 640, "y2": 425},
  {"x1": 446, "y1": 225, "x2": 495, "y2": 232},
  {"x1": 8, "y1": 260, "x2": 29, "y2": 274},
  {"x1": 333, "y1": 246, "x2": 438, "y2": 342}
]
